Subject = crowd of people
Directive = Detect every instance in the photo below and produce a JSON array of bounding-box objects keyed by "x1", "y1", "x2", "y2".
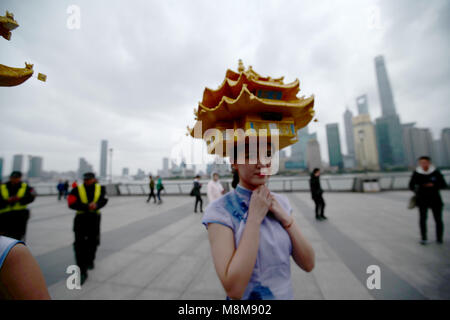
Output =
[{"x1": 0, "y1": 155, "x2": 447, "y2": 300}]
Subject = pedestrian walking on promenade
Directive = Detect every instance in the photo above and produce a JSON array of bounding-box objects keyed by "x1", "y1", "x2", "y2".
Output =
[
  {"x1": 207, "y1": 172, "x2": 225, "y2": 203},
  {"x1": 67, "y1": 172, "x2": 108, "y2": 285},
  {"x1": 156, "y1": 176, "x2": 164, "y2": 204},
  {"x1": 409, "y1": 156, "x2": 447, "y2": 245},
  {"x1": 309, "y1": 168, "x2": 327, "y2": 220},
  {"x1": 57, "y1": 180, "x2": 65, "y2": 201},
  {"x1": 191, "y1": 175, "x2": 203, "y2": 213},
  {"x1": 63, "y1": 180, "x2": 69, "y2": 199},
  {"x1": 0, "y1": 171, "x2": 36, "y2": 241},
  {"x1": 0, "y1": 235, "x2": 50, "y2": 299},
  {"x1": 146, "y1": 175, "x2": 157, "y2": 203}
]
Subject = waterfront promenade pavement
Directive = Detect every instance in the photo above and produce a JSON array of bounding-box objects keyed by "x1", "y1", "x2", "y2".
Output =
[{"x1": 25, "y1": 190, "x2": 450, "y2": 300}]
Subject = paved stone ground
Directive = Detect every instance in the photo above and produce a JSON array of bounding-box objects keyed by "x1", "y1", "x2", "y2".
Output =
[{"x1": 24, "y1": 190, "x2": 450, "y2": 300}]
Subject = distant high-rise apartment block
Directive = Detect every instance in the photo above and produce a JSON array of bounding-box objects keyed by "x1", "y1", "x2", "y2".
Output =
[
  {"x1": 353, "y1": 115, "x2": 379, "y2": 171},
  {"x1": 375, "y1": 55, "x2": 397, "y2": 117},
  {"x1": 100, "y1": 140, "x2": 108, "y2": 179},
  {"x1": 356, "y1": 94, "x2": 369, "y2": 115},
  {"x1": 402, "y1": 123, "x2": 433, "y2": 168},
  {"x1": 375, "y1": 114, "x2": 405, "y2": 169},
  {"x1": 122, "y1": 167, "x2": 129, "y2": 176},
  {"x1": 290, "y1": 127, "x2": 316, "y2": 169},
  {"x1": 163, "y1": 157, "x2": 169, "y2": 171},
  {"x1": 12, "y1": 154, "x2": 23, "y2": 172},
  {"x1": 432, "y1": 140, "x2": 445, "y2": 167},
  {"x1": 0, "y1": 157, "x2": 3, "y2": 179},
  {"x1": 306, "y1": 138, "x2": 322, "y2": 172},
  {"x1": 28, "y1": 156, "x2": 43, "y2": 178},
  {"x1": 343, "y1": 107, "x2": 355, "y2": 157},
  {"x1": 326, "y1": 123, "x2": 343, "y2": 169},
  {"x1": 441, "y1": 128, "x2": 450, "y2": 167}
]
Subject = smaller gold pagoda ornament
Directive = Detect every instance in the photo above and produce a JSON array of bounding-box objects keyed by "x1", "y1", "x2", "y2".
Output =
[
  {"x1": 0, "y1": 11, "x2": 19, "y2": 41},
  {"x1": 188, "y1": 60, "x2": 315, "y2": 156},
  {"x1": 0, "y1": 11, "x2": 47, "y2": 87}
]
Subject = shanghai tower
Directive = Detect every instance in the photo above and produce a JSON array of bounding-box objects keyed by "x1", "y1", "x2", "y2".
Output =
[
  {"x1": 375, "y1": 55, "x2": 397, "y2": 117},
  {"x1": 374, "y1": 55, "x2": 405, "y2": 168}
]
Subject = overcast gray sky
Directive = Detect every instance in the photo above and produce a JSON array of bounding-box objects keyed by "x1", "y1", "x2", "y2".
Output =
[{"x1": 1, "y1": 0, "x2": 449, "y2": 176}]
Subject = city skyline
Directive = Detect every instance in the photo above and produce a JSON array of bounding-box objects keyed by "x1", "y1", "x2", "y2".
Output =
[{"x1": 1, "y1": 0, "x2": 449, "y2": 174}]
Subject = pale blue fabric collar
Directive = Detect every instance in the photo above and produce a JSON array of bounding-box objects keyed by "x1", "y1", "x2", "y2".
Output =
[{"x1": 236, "y1": 184, "x2": 253, "y2": 200}]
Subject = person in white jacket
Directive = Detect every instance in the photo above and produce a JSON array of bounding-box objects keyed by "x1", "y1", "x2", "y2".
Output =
[{"x1": 207, "y1": 172, "x2": 225, "y2": 203}]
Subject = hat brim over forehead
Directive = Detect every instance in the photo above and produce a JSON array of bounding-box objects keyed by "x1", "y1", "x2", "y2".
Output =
[
  {"x1": 10, "y1": 171, "x2": 22, "y2": 178},
  {"x1": 83, "y1": 172, "x2": 96, "y2": 180},
  {"x1": 188, "y1": 60, "x2": 315, "y2": 157}
]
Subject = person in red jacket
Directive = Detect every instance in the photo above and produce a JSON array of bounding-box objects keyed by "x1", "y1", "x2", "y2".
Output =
[{"x1": 67, "y1": 172, "x2": 108, "y2": 284}]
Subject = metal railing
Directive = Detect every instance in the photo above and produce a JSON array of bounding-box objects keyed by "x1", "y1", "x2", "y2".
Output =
[{"x1": 32, "y1": 172, "x2": 450, "y2": 196}]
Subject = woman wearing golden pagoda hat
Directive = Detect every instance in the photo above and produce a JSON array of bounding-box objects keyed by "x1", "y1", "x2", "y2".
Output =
[{"x1": 189, "y1": 60, "x2": 316, "y2": 300}]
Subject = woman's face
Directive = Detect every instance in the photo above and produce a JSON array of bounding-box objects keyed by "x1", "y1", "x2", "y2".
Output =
[{"x1": 232, "y1": 148, "x2": 272, "y2": 190}]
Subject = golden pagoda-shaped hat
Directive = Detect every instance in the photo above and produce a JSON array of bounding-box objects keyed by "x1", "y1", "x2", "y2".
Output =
[{"x1": 188, "y1": 60, "x2": 315, "y2": 157}]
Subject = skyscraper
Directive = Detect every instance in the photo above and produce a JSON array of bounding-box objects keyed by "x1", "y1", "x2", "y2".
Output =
[
  {"x1": 306, "y1": 138, "x2": 322, "y2": 172},
  {"x1": 432, "y1": 140, "x2": 445, "y2": 167},
  {"x1": 343, "y1": 107, "x2": 355, "y2": 157},
  {"x1": 326, "y1": 123, "x2": 343, "y2": 169},
  {"x1": 374, "y1": 55, "x2": 405, "y2": 168},
  {"x1": 0, "y1": 157, "x2": 3, "y2": 179},
  {"x1": 353, "y1": 115, "x2": 379, "y2": 171},
  {"x1": 100, "y1": 140, "x2": 108, "y2": 179},
  {"x1": 375, "y1": 55, "x2": 397, "y2": 117},
  {"x1": 12, "y1": 154, "x2": 23, "y2": 172},
  {"x1": 122, "y1": 167, "x2": 129, "y2": 176},
  {"x1": 356, "y1": 95, "x2": 369, "y2": 115},
  {"x1": 375, "y1": 114, "x2": 405, "y2": 168},
  {"x1": 441, "y1": 128, "x2": 450, "y2": 167},
  {"x1": 28, "y1": 156, "x2": 43, "y2": 178},
  {"x1": 290, "y1": 127, "x2": 309, "y2": 169},
  {"x1": 402, "y1": 123, "x2": 433, "y2": 168}
]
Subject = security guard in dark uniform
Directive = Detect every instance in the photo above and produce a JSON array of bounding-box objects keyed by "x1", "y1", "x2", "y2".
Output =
[
  {"x1": 67, "y1": 172, "x2": 108, "y2": 284},
  {"x1": 0, "y1": 171, "x2": 36, "y2": 241}
]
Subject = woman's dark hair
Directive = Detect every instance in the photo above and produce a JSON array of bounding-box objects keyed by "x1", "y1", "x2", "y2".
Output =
[
  {"x1": 418, "y1": 156, "x2": 431, "y2": 162},
  {"x1": 312, "y1": 168, "x2": 320, "y2": 175},
  {"x1": 231, "y1": 167, "x2": 239, "y2": 189}
]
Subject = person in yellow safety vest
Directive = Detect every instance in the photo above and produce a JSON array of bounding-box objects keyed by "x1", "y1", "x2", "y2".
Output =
[
  {"x1": 67, "y1": 172, "x2": 108, "y2": 285},
  {"x1": 0, "y1": 171, "x2": 36, "y2": 241}
]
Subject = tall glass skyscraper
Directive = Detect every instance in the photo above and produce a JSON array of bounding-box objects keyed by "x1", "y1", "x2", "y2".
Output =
[
  {"x1": 12, "y1": 154, "x2": 23, "y2": 172},
  {"x1": 375, "y1": 55, "x2": 397, "y2": 117},
  {"x1": 326, "y1": 123, "x2": 343, "y2": 169},
  {"x1": 100, "y1": 140, "x2": 108, "y2": 178},
  {"x1": 28, "y1": 156, "x2": 43, "y2": 178},
  {"x1": 343, "y1": 107, "x2": 355, "y2": 157},
  {"x1": 290, "y1": 127, "x2": 311, "y2": 169},
  {"x1": 374, "y1": 55, "x2": 405, "y2": 168}
]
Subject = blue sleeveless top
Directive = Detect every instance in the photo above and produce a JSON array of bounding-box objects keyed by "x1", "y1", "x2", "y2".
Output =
[
  {"x1": 202, "y1": 184, "x2": 294, "y2": 300},
  {"x1": 0, "y1": 236, "x2": 24, "y2": 270}
]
